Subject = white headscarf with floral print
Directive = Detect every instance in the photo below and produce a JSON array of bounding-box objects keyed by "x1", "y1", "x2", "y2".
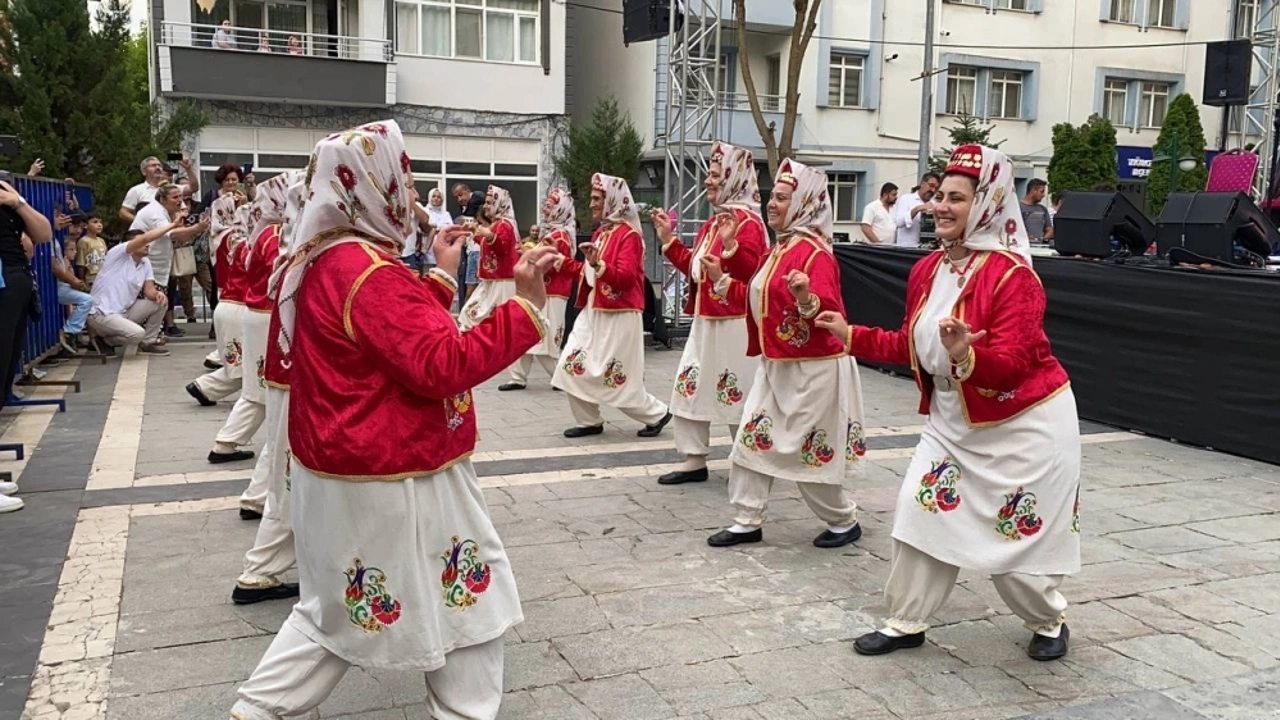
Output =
[
  {"x1": 710, "y1": 142, "x2": 760, "y2": 215},
  {"x1": 591, "y1": 173, "x2": 641, "y2": 233},
  {"x1": 485, "y1": 185, "x2": 517, "y2": 226},
  {"x1": 543, "y1": 187, "x2": 576, "y2": 236},
  {"x1": 268, "y1": 176, "x2": 308, "y2": 297},
  {"x1": 210, "y1": 193, "x2": 250, "y2": 258},
  {"x1": 275, "y1": 120, "x2": 415, "y2": 358},
  {"x1": 945, "y1": 144, "x2": 1032, "y2": 263},
  {"x1": 773, "y1": 158, "x2": 832, "y2": 244},
  {"x1": 248, "y1": 170, "x2": 303, "y2": 245}
]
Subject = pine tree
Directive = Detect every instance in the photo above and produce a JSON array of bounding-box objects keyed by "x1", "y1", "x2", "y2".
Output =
[
  {"x1": 1146, "y1": 93, "x2": 1209, "y2": 217},
  {"x1": 930, "y1": 111, "x2": 1006, "y2": 175},
  {"x1": 554, "y1": 98, "x2": 644, "y2": 229},
  {"x1": 1047, "y1": 115, "x2": 1119, "y2": 202}
]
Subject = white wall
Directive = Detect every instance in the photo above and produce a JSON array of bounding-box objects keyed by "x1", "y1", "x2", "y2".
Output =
[
  {"x1": 565, "y1": 2, "x2": 659, "y2": 143},
  {"x1": 394, "y1": 2, "x2": 566, "y2": 116}
]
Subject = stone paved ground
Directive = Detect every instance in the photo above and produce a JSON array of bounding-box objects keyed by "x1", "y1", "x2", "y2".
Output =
[{"x1": 2, "y1": 334, "x2": 1280, "y2": 720}]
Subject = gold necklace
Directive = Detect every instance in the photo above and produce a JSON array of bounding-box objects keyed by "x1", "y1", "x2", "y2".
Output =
[{"x1": 943, "y1": 251, "x2": 978, "y2": 288}]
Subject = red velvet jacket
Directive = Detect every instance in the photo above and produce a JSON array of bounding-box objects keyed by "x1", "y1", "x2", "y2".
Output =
[
  {"x1": 543, "y1": 228, "x2": 577, "y2": 299},
  {"x1": 574, "y1": 224, "x2": 646, "y2": 312},
  {"x1": 664, "y1": 209, "x2": 767, "y2": 319},
  {"x1": 288, "y1": 243, "x2": 546, "y2": 479},
  {"x1": 478, "y1": 218, "x2": 520, "y2": 281},
  {"x1": 848, "y1": 250, "x2": 1071, "y2": 427},
  {"x1": 263, "y1": 299, "x2": 289, "y2": 390},
  {"x1": 743, "y1": 236, "x2": 847, "y2": 360},
  {"x1": 245, "y1": 225, "x2": 280, "y2": 312},
  {"x1": 216, "y1": 240, "x2": 250, "y2": 304}
]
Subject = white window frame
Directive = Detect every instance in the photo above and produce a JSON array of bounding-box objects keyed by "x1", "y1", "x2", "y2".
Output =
[
  {"x1": 828, "y1": 54, "x2": 865, "y2": 108},
  {"x1": 1103, "y1": 79, "x2": 1128, "y2": 127},
  {"x1": 1108, "y1": 0, "x2": 1137, "y2": 23},
  {"x1": 827, "y1": 173, "x2": 860, "y2": 224},
  {"x1": 1147, "y1": 0, "x2": 1176, "y2": 28},
  {"x1": 945, "y1": 66, "x2": 979, "y2": 115},
  {"x1": 987, "y1": 69, "x2": 1024, "y2": 120},
  {"x1": 1237, "y1": 0, "x2": 1258, "y2": 38},
  {"x1": 394, "y1": 0, "x2": 540, "y2": 65},
  {"x1": 993, "y1": 0, "x2": 1029, "y2": 9},
  {"x1": 1139, "y1": 81, "x2": 1171, "y2": 128}
]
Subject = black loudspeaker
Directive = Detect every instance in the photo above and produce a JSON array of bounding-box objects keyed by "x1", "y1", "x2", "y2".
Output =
[
  {"x1": 1053, "y1": 192, "x2": 1155, "y2": 257},
  {"x1": 1203, "y1": 39, "x2": 1252, "y2": 107},
  {"x1": 623, "y1": 0, "x2": 683, "y2": 45},
  {"x1": 1155, "y1": 191, "x2": 1279, "y2": 261}
]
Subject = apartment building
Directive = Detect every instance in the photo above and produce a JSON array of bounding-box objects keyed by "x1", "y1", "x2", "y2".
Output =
[
  {"x1": 148, "y1": 0, "x2": 567, "y2": 227},
  {"x1": 569, "y1": 0, "x2": 1257, "y2": 239}
]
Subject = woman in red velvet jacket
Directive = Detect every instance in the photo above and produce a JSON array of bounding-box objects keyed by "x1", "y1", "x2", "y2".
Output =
[
  {"x1": 232, "y1": 120, "x2": 558, "y2": 719},
  {"x1": 651, "y1": 142, "x2": 768, "y2": 486},
  {"x1": 458, "y1": 185, "x2": 521, "y2": 330},
  {"x1": 502, "y1": 186, "x2": 578, "y2": 391},
  {"x1": 705, "y1": 159, "x2": 867, "y2": 551},
  {"x1": 551, "y1": 173, "x2": 672, "y2": 439},
  {"x1": 817, "y1": 145, "x2": 1080, "y2": 662}
]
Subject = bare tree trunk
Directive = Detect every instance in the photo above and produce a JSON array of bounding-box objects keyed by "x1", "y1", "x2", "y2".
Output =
[
  {"x1": 732, "y1": 0, "x2": 823, "y2": 177},
  {"x1": 779, "y1": 0, "x2": 822, "y2": 164},
  {"x1": 733, "y1": 0, "x2": 779, "y2": 175}
]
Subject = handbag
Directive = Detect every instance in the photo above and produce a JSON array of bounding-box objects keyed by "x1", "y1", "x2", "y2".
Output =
[{"x1": 172, "y1": 244, "x2": 197, "y2": 278}]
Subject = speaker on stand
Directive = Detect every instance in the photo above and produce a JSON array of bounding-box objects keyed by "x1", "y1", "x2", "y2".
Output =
[
  {"x1": 623, "y1": 0, "x2": 683, "y2": 45},
  {"x1": 1203, "y1": 39, "x2": 1252, "y2": 107}
]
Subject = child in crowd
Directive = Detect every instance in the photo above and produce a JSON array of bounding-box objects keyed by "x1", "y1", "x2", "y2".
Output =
[
  {"x1": 52, "y1": 222, "x2": 95, "y2": 354},
  {"x1": 76, "y1": 212, "x2": 108, "y2": 290}
]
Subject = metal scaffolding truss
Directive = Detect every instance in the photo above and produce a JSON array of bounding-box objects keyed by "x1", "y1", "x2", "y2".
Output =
[
  {"x1": 660, "y1": 0, "x2": 722, "y2": 338},
  {"x1": 1248, "y1": 0, "x2": 1280, "y2": 201}
]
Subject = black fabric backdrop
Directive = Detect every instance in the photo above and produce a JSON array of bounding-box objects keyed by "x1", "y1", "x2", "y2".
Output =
[{"x1": 834, "y1": 244, "x2": 1280, "y2": 466}]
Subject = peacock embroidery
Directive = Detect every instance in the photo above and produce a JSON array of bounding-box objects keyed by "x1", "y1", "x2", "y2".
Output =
[
  {"x1": 440, "y1": 536, "x2": 492, "y2": 610},
  {"x1": 562, "y1": 349, "x2": 587, "y2": 376},
  {"x1": 846, "y1": 420, "x2": 867, "y2": 462},
  {"x1": 674, "y1": 364, "x2": 699, "y2": 398},
  {"x1": 775, "y1": 306, "x2": 810, "y2": 347},
  {"x1": 603, "y1": 359, "x2": 628, "y2": 388},
  {"x1": 343, "y1": 558, "x2": 402, "y2": 632},
  {"x1": 916, "y1": 457, "x2": 962, "y2": 513},
  {"x1": 716, "y1": 370, "x2": 743, "y2": 406},
  {"x1": 801, "y1": 429, "x2": 836, "y2": 467},
  {"x1": 739, "y1": 410, "x2": 774, "y2": 452},
  {"x1": 996, "y1": 486, "x2": 1042, "y2": 540}
]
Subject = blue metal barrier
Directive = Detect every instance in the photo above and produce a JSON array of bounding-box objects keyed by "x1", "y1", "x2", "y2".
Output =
[{"x1": 10, "y1": 176, "x2": 96, "y2": 370}]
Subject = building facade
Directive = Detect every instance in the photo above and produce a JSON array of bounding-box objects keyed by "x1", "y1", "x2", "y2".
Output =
[
  {"x1": 149, "y1": 0, "x2": 568, "y2": 229},
  {"x1": 569, "y1": 0, "x2": 1257, "y2": 240}
]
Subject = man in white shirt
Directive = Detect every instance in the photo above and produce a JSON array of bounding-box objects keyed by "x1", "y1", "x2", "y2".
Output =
[
  {"x1": 894, "y1": 172, "x2": 941, "y2": 248},
  {"x1": 860, "y1": 182, "x2": 899, "y2": 244},
  {"x1": 120, "y1": 156, "x2": 198, "y2": 223},
  {"x1": 129, "y1": 183, "x2": 206, "y2": 337},
  {"x1": 87, "y1": 229, "x2": 174, "y2": 355}
]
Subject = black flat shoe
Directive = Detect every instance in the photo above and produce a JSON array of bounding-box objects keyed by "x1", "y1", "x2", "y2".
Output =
[
  {"x1": 813, "y1": 523, "x2": 863, "y2": 549},
  {"x1": 564, "y1": 425, "x2": 604, "y2": 438},
  {"x1": 203, "y1": 358, "x2": 222, "y2": 370},
  {"x1": 208, "y1": 450, "x2": 255, "y2": 464},
  {"x1": 1027, "y1": 624, "x2": 1069, "y2": 661},
  {"x1": 658, "y1": 468, "x2": 709, "y2": 485},
  {"x1": 854, "y1": 630, "x2": 927, "y2": 656},
  {"x1": 637, "y1": 412, "x2": 673, "y2": 438},
  {"x1": 186, "y1": 382, "x2": 216, "y2": 407},
  {"x1": 706, "y1": 528, "x2": 762, "y2": 547},
  {"x1": 498, "y1": 383, "x2": 526, "y2": 392},
  {"x1": 239, "y1": 507, "x2": 263, "y2": 520},
  {"x1": 231, "y1": 582, "x2": 299, "y2": 605}
]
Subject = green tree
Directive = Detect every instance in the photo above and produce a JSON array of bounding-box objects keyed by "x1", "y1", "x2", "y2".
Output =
[
  {"x1": 1047, "y1": 114, "x2": 1119, "y2": 202},
  {"x1": 554, "y1": 97, "x2": 644, "y2": 228},
  {"x1": 0, "y1": 0, "x2": 206, "y2": 229},
  {"x1": 1146, "y1": 93, "x2": 1209, "y2": 217},
  {"x1": 930, "y1": 111, "x2": 1005, "y2": 175}
]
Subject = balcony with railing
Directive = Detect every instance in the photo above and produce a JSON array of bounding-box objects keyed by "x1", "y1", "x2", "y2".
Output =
[
  {"x1": 685, "y1": 0, "x2": 796, "y2": 28},
  {"x1": 716, "y1": 92, "x2": 795, "y2": 149},
  {"x1": 156, "y1": 22, "x2": 395, "y2": 107}
]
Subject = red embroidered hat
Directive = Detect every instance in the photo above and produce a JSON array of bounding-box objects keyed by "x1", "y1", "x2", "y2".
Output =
[{"x1": 946, "y1": 145, "x2": 984, "y2": 179}]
